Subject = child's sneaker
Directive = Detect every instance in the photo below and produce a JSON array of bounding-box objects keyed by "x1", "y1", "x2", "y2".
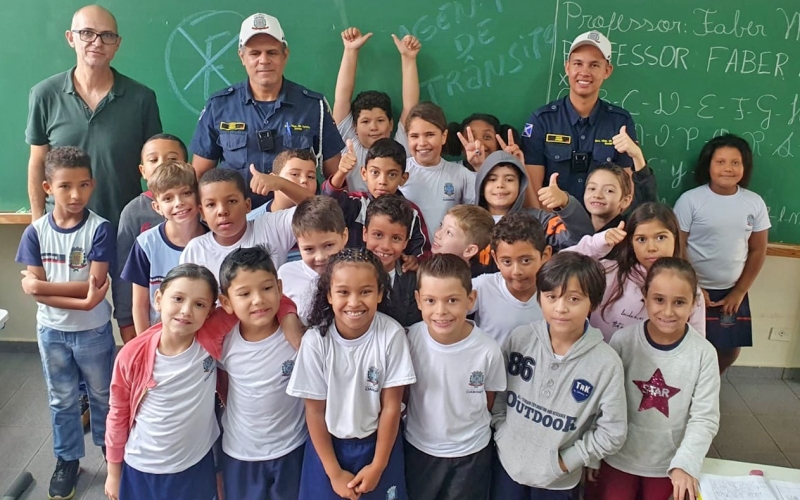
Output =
[{"x1": 48, "y1": 457, "x2": 79, "y2": 500}]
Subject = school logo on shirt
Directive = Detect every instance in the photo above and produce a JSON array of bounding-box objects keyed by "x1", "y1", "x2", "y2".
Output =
[
  {"x1": 68, "y1": 247, "x2": 87, "y2": 272},
  {"x1": 281, "y1": 360, "x2": 294, "y2": 378},
  {"x1": 747, "y1": 214, "x2": 755, "y2": 228},
  {"x1": 571, "y1": 379, "x2": 594, "y2": 403},
  {"x1": 202, "y1": 355, "x2": 215, "y2": 382},
  {"x1": 366, "y1": 366, "x2": 380, "y2": 392},
  {"x1": 467, "y1": 371, "x2": 485, "y2": 394},
  {"x1": 443, "y1": 182, "x2": 455, "y2": 198},
  {"x1": 386, "y1": 485, "x2": 398, "y2": 500},
  {"x1": 523, "y1": 123, "x2": 533, "y2": 138}
]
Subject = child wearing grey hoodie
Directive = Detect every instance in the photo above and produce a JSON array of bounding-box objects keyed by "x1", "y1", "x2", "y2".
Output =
[
  {"x1": 491, "y1": 252, "x2": 627, "y2": 499},
  {"x1": 472, "y1": 151, "x2": 594, "y2": 276}
]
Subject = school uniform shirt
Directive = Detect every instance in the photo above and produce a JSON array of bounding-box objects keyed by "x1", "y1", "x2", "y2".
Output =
[
  {"x1": 405, "y1": 322, "x2": 505, "y2": 458},
  {"x1": 114, "y1": 191, "x2": 165, "y2": 328},
  {"x1": 286, "y1": 312, "x2": 416, "y2": 439},
  {"x1": 674, "y1": 185, "x2": 770, "y2": 290},
  {"x1": 607, "y1": 322, "x2": 720, "y2": 479},
  {"x1": 277, "y1": 260, "x2": 318, "y2": 324},
  {"x1": 247, "y1": 200, "x2": 302, "y2": 263},
  {"x1": 470, "y1": 272, "x2": 543, "y2": 346},
  {"x1": 566, "y1": 232, "x2": 706, "y2": 342},
  {"x1": 180, "y1": 206, "x2": 296, "y2": 281},
  {"x1": 399, "y1": 158, "x2": 476, "y2": 242},
  {"x1": 124, "y1": 340, "x2": 219, "y2": 474},
  {"x1": 15, "y1": 209, "x2": 115, "y2": 331},
  {"x1": 218, "y1": 324, "x2": 307, "y2": 461},
  {"x1": 493, "y1": 320, "x2": 627, "y2": 490},
  {"x1": 122, "y1": 223, "x2": 206, "y2": 325}
]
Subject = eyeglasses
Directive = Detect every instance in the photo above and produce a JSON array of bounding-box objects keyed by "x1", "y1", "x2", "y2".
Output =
[{"x1": 71, "y1": 29, "x2": 119, "y2": 45}]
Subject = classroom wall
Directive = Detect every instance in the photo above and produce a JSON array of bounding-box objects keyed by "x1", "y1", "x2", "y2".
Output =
[{"x1": 2, "y1": 224, "x2": 800, "y2": 366}]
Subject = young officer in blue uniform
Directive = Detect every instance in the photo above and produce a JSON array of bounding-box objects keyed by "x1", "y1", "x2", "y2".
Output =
[
  {"x1": 190, "y1": 13, "x2": 345, "y2": 209},
  {"x1": 520, "y1": 31, "x2": 638, "y2": 206}
]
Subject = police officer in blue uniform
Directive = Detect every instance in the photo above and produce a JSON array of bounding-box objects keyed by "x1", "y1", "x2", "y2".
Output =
[
  {"x1": 190, "y1": 13, "x2": 344, "y2": 208},
  {"x1": 521, "y1": 31, "x2": 638, "y2": 205}
]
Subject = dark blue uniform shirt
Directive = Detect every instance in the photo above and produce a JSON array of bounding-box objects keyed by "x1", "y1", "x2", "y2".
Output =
[
  {"x1": 190, "y1": 78, "x2": 344, "y2": 208},
  {"x1": 520, "y1": 96, "x2": 637, "y2": 202}
]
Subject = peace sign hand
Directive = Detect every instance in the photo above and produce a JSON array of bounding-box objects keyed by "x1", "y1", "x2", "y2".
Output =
[
  {"x1": 457, "y1": 126, "x2": 485, "y2": 170},
  {"x1": 496, "y1": 129, "x2": 524, "y2": 164}
]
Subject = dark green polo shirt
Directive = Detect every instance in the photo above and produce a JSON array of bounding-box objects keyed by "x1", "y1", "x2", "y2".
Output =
[{"x1": 26, "y1": 67, "x2": 162, "y2": 228}]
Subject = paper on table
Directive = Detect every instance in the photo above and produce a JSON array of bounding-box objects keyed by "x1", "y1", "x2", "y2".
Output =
[
  {"x1": 699, "y1": 473, "x2": 778, "y2": 500},
  {"x1": 773, "y1": 480, "x2": 800, "y2": 500}
]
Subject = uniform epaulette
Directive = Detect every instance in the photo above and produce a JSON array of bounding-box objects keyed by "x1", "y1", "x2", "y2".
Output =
[
  {"x1": 535, "y1": 100, "x2": 561, "y2": 116},
  {"x1": 301, "y1": 88, "x2": 324, "y2": 101},
  {"x1": 601, "y1": 100, "x2": 633, "y2": 117},
  {"x1": 207, "y1": 83, "x2": 239, "y2": 100}
]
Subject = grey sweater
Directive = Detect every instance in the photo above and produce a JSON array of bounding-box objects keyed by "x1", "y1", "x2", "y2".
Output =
[
  {"x1": 493, "y1": 320, "x2": 627, "y2": 490},
  {"x1": 606, "y1": 322, "x2": 720, "y2": 479}
]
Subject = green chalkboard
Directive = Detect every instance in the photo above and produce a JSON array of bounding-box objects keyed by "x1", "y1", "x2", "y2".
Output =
[{"x1": 3, "y1": 0, "x2": 800, "y2": 244}]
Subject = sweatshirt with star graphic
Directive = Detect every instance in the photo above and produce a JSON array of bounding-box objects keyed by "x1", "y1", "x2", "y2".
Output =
[
  {"x1": 492, "y1": 320, "x2": 627, "y2": 490},
  {"x1": 606, "y1": 322, "x2": 720, "y2": 479}
]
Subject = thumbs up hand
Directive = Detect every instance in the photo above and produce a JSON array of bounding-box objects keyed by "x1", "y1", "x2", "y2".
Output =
[
  {"x1": 603, "y1": 220, "x2": 627, "y2": 247},
  {"x1": 339, "y1": 139, "x2": 358, "y2": 176},
  {"x1": 249, "y1": 164, "x2": 281, "y2": 196},
  {"x1": 537, "y1": 173, "x2": 569, "y2": 210},
  {"x1": 612, "y1": 125, "x2": 645, "y2": 170}
]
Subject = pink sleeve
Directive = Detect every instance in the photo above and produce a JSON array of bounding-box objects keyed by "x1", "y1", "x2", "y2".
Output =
[
  {"x1": 201, "y1": 308, "x2": 239, "y2": 358},
  {"x1": 105, "y1": 352, "x2": 133, "y2": 464},
  {"x1": 564, "y1": 232, "x2": 615, "y2": 259},
  {"x1": 278, "y1": 294, "x2": 298, "y2": 321},
  {"x1": 689, "y1": 288, "x2": 707, "y2": 336}
]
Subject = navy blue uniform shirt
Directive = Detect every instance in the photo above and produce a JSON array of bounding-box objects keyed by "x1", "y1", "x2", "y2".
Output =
[
  {"x1": 191, "y1": 78, "x2": 344, "y2": 208},
  {"x1": 520, "y1": 96, "x2": 637, "y2": 202}
]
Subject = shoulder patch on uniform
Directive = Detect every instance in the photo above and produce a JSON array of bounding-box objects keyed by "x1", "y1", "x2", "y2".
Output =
[{"x1": 522, "y1": 123, "x2": 533, "y2": 138}]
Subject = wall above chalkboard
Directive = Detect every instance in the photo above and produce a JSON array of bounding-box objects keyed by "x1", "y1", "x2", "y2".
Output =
[{"x1": 4, "y1": 0, "x2": 800, "y2": 243}]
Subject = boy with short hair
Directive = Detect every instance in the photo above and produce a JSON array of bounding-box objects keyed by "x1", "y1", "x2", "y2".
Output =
[
  {"x1": 16, "y1": 146, "x2": 116, "y2": 500},
  {"x1": 431, "y1": 204, "x2": 495, "y2": 275},
  {"x1": 491, "y1": 252, "x2": 627, "y2": 499},
  {"x1": 247, "y1": 149, "x2": 319, "y2": 220},
  {"x1": 332, "y1": 26, "x2": 421, "y2": 193},
  {"x1": 115, "y1": 133, "x2": 187, "y2": 343},
  {"x1": 217, "y1": 246, "x2": 307, "y2": 500},
  {"x1": 323, "y1": 138, "x2": 430, "y2": 258},
  {"x1": 363, "y1": 194, "x2": 422, "y2": 326},
  {"x1": 277, "y1": 196, "x2": 349, "y2": 322},
  {"x1": 180, "y1": 168, "x2": 300, "y2": 280},
  {"x1": 472, "y1": 151, "x2": 594, "y2": 276},
  {"x1": 405, "y1": 254, "x2": 505, "y2": 500},
  {"x1": 470, "y1": 212, "x2": 552, "y2": 346},
  {"x1": 121, "y1": 161, "x2": 207, "y2": 335}
]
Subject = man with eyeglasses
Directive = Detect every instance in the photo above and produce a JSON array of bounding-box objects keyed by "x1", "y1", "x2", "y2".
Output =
[
  {"x1": 23, "y1": 6, "x2": 161, "y2": 500},
  {"x1": 26, "y1": 4, "x2": 162, "y2": 229},
  {"x1": 190, "y1": 13, "x2": 344, "y2": 209}
]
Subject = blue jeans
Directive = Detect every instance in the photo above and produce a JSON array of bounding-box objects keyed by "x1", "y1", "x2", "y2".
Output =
[{"x1": 37, "y1": 322, "x2": 116, "y2": 461}]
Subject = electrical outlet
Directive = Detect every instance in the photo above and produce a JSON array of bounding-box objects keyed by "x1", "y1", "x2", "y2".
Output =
[{"x1": 768, "y1": 327, "x2": 793, "y2": 342}]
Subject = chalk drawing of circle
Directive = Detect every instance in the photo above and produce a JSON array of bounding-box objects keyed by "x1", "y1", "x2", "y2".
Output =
[{"x1": 165, "y1": 10, "x2": 245, "y2": 114}]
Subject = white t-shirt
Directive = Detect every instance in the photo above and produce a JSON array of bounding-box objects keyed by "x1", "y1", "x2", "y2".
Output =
[
  {"x1": 286, "y1": 312, "x2": 416, "y2": 439},
  {"x1": 180, "y1": 207, "x2": 297, "y2": 281},
  {"x1": 674, "y1": 185, "x2": 770, "y2": 289},
  {"x1": 277, "y1": 260, "x2": 318, "y2": 324},
  {"x1": 470, "y1": 272, "x2": 543, "y2": 346},
  {"x1": 125, "y1": 341, "x2": 218, "y2": 473},
  {"x1": 399, "y1": 159, "x2": 477, "y2": 241},
  {"x1": 218, "y1": 324, "x2": 307, "y2": 461},
  {"x1": 404, "y1": 322, "x2": 505, "y2": 458}
]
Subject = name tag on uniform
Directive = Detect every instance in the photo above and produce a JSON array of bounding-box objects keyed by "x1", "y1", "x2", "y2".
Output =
[
  {"x1": 220, "y1": 122, "x2": 246, "y2": 131},
  {"x1": 594, "y1": 138, "x2": 614, "y2": 146},
  {"x1": 545, "y1": 134, "x2": 571, "y2": 145}
]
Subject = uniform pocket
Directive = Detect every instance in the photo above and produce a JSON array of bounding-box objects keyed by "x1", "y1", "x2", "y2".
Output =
[
  {"x1": 219, "y1": 131, "x2": 247, "y2": 151},
  {"x1": 592, "y1": 143, "x2": 616, "y2": 165},
  {"x1": 284, "y1": 129, "x2": 315, "y2": 151},
  {"x1": 543, "y1": 142, "x2": 573, "y2": 164},
  {"x1": 218, "y1": 132, "x2": 249, "y2": 170}
]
